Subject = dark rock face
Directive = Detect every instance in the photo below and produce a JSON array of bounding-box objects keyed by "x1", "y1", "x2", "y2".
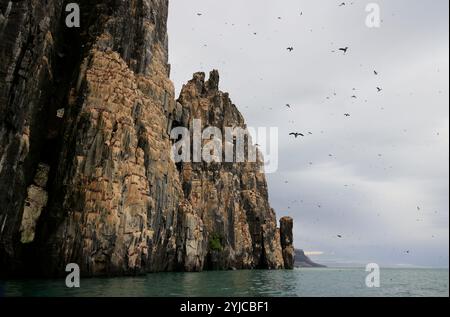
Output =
[
  {"x1": 0, "y1": 0, "x2": 68, "y2": 274},
  {"x1": 0, "y1": 0, "x2": 293, "y2": 277},
  {"x1": 280, "y1": 217, "x2": 295, "y2": 269}
]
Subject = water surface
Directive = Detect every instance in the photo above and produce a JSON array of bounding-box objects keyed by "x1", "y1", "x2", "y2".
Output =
[{"x1": 1, "y1": 268, "x2": 448, "y2": 297}]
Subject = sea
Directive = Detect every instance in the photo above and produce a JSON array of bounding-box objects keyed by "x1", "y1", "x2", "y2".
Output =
[{"x1": 1, "y1": 268, "x2": 448, "y2": 297}]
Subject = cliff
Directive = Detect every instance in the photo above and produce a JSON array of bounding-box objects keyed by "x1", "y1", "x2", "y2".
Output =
[{"x1": 0, "y1": 0, "x2": 294, "y2": 277}]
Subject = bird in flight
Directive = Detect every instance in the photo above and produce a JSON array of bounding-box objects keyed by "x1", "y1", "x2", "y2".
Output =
[
  {"x1": 286, "y1": 104, "x2": 291, "y2": 108},
  {"x1": 287, "y1": 47, "x2": 294, "y2": 52},
  {"x1": 289, "y1": 132, "x2": 304, "y2": 138},
  {"x1": 344, "y1": 113, "x2": 351, "y2": 117},
  {"x1": 377, "y1": 87, "x2": 383, "y2": 92},
  {"x1": 339, "y1": 47, "x2": 349, "y2": 54},
  {"x1": 374, "y1": 70, "x2": 378, "y2": 75},
  {"x1": 337, "y1": 235, "x2": 343, "y2": 238}
]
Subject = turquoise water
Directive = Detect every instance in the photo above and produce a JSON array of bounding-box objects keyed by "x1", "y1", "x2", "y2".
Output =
[{"x1": 1, "y1": 268, "x2": 448, "y2": 297}]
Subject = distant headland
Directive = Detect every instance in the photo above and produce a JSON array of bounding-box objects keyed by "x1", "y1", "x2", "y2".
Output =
[{"x1": 294, "y1": 250, "x2": 327, "y2": 268}]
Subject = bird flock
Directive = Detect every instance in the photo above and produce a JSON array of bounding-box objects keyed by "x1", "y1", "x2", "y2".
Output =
[
  {"x1": 284, "y1": 3, "x2": 383, "y2": 141},
  {"x1": 194, "y1": 2, "x2": 442, "y2": 255}
]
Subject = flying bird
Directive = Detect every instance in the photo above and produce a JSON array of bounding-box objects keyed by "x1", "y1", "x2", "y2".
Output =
[
  {"x1": 339, "y1": 47, "x2": 349, "y2": 54},
  {"x1": 287, "y1": 47, "x2": 294, "y2": 52},
  {"x1": 377, "y1": 87, "x2": 383, "y2": 92},
  {"x1": 289, "y1": 132, "x2": 304, "y2": 138},
  {"x1": 344, "y1": 113, "x2": 351, "y2": 117}
]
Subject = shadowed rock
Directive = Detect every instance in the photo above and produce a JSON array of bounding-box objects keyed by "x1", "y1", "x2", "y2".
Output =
[{"x1": 280, "y1": 217, "x2": 295, "y2": 269}]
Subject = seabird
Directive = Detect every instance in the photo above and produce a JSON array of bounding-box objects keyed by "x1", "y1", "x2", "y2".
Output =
[{"x1": 289, "y1": 132, "x2": 304, "y2": 138}]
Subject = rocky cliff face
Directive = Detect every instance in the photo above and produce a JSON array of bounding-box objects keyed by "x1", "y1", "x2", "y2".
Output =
[
  {"x1": 0, "y1": 0, "x2": 293, "y2": 277},
  {"x1": 173, "y1": 71, "x2": 285, "y2": 271}
]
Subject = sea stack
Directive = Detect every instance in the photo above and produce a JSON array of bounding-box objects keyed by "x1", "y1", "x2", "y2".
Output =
[{"x1": 280, "y1": 217, "x2": 295, "y2": 269}]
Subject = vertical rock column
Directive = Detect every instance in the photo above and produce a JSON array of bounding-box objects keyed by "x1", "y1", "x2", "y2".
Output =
[{"x1": 280, "y1": 217, "x2": 295, "y2": 269}]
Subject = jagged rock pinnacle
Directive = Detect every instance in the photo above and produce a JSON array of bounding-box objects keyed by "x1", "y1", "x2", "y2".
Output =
[{"x1": 206, "y1": 70, "x2": 220, "y2": 91}]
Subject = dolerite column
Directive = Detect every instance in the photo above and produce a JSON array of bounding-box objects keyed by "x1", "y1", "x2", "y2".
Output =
[{"x1": 280, "y1": 217, "x2": 295, "y2": 269}]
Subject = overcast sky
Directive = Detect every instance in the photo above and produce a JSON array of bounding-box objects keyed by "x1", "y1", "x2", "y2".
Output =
[{"x1": 168, "y1": 0, "x2": 449, "y2": 268}]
